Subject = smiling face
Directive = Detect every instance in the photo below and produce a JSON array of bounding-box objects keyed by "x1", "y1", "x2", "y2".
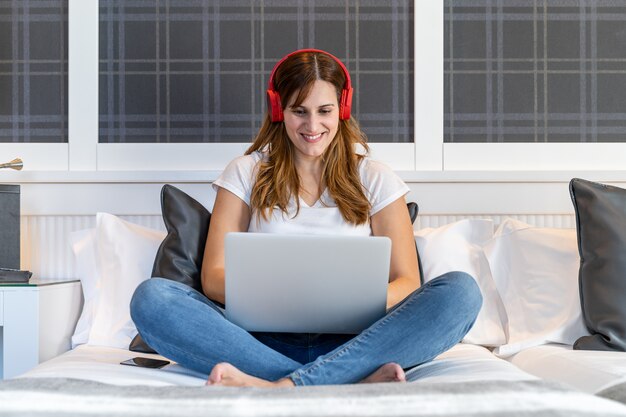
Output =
[{"x1": 283, "y1": 79, "x2": 340, "y2": 165}]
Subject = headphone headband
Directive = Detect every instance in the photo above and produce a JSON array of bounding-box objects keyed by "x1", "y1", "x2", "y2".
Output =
[{"x1": 266, "y1": 48, "x2": 353, "y2": 122}]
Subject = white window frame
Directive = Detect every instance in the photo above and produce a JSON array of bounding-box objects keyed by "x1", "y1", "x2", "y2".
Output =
[
  {"x1": 67, "y1": 0, "x2": 418, "y2": 172},
  {"x1": 4, "y1": 0, "x2": 626, "y2": 173},
  {"x1": 439, "y1": 0, "x2": 626, "y2": 171}
]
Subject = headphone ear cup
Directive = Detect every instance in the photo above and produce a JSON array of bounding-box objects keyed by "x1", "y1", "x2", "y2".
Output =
[
  {"x1": 266, "y1": 89, "x2": 283, "y2": 122},
  {"x1": 339, "y1": 87, "x2": 353, "y2": 120}
]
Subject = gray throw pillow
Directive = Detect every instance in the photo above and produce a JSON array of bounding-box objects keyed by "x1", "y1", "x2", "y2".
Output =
[
  {"x1": 406, "y1": 202, "x2": 424, "y2": 285},
  {"x1": 570, "y1": 178, "x2": 626, "y2": 351}
]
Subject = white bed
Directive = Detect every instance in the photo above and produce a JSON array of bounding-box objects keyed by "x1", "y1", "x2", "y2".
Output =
[
  {"x1": 17, "y1": 344, "x2": 207, "y2": 387},
  {"x1": 507, "y1": 343, "x2": 626, "y2": 395},
  {"x1": 20, "y1": 213, "x2": 611, "y2": 393},
  {"x1": 6, "y1": 343, "x2": 626, "y2": 417},
  {"x1": 3, "y1": 214, "x2": 626, "y2": 415},
  {"x1": 406, "y1": 343, "x2": 538, "y2": 384},
  {"x1": 18, "y1": 343, "x2": 537, "y2": 387}
]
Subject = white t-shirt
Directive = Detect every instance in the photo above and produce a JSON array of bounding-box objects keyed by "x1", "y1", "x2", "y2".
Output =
[{"x1": 212, "y1": 151, "x2": 410, "y2": 236}]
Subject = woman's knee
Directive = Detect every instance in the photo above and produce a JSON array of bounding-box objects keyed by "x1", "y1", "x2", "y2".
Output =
[
  {"x1": 131, "y1": 278, "x2": 218, "y2": 330},
  {"x1": 130, "y1": 278, "x2": 175, "y2": 327},
  {"x1": 431, "y1": 271, "x2": 483, "y2": 324}
]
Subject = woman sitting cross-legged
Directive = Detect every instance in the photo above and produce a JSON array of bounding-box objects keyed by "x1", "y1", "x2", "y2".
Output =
[{"x1": 130, "y1": 49, "x2": 482, "y2": 387}]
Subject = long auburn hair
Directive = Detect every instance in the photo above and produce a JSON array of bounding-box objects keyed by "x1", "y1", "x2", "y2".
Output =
[{"x1": 246, "y1": 51, "x2": 371, "y2": 225}]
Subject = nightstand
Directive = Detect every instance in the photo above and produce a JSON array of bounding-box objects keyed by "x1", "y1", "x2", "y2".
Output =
[{"x1": 0, "y1": 279, "x2": 82, "y2": 379}]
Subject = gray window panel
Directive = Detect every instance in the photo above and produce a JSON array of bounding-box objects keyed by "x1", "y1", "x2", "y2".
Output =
[
  {"x1": 98, "y1": 0, "x2": 413, "y2": 144},
  {"x1": 0, "y1": 1, "x2": 68, "y2": 143},
  {"x1": 445, "y1": 0, "x2": 626, "y2": 143}
]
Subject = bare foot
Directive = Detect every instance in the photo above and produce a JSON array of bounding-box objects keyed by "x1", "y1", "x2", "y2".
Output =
[
  {"x1": 205, "y1": 362, "x2": 295, "y2": 388},
  {"x1": 360, "y1": 363, "x2": 406, "y2": 384}
]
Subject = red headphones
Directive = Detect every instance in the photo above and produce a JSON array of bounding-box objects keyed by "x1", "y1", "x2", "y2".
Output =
[{"x1": 266, "y1": 48, "x2": 353, "y2": 122}]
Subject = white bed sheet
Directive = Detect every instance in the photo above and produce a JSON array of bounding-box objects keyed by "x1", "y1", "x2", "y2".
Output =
[
  {"x1": 407, "y1": 343, "x2": 537, "y2": 383},
  {"x1": 506, "y1": 343, "x2": 626, "y2": 394},
  {"x1": 17, "y1": 345, "x2": 208, "y2": 386},
  {"x1": 17, "y1": 343, "x2": 536, "y2": 386}
]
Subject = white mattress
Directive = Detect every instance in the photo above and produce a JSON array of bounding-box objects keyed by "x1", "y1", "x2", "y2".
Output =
[
  {"x1": 17, "y1": 343, "x2": 536, "y2": 386},
  {"x1": 507, "y1": 343, "x2": 626, "y2": 394},
  {"x1": 17, "y1": 345, "x2": 207, "y2": 386},
  {"x1": 407, "y1": 343, "x2": 537, "y2": 383}
]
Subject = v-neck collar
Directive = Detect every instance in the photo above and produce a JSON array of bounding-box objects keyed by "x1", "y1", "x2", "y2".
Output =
[{"x1": 299, "y1": 188, "x2": 328, "y2": 208}]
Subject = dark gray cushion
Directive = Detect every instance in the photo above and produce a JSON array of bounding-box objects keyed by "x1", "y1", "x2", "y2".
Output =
[
  {"x1": 150, "y1": 184, "x2": 211, "y2": 291},
  {"x1": 130, "y1": 184, "x2": 211, "y2": 353},
  {"x1": 570, "y1": 178, "x2": 626, "y2": 351},
  {"x1": 406, "y1": 202, "x2": 424, "y2": 285},
  {"x1": 407, "y1": 201, "x2": 418, "y2": 224}
]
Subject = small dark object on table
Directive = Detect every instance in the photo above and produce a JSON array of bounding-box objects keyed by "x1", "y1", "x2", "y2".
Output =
[{"x1": 0, "y1": 268, "x2": 32, "y2": 283}]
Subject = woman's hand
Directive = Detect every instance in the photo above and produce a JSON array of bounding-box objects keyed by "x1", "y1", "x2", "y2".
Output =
[
  {"x1": 370, "y1": 197, "x2": 420, "y2": 310},
  {"x1": 201, "y1": 187, "x2": 251, "y2": 303}
]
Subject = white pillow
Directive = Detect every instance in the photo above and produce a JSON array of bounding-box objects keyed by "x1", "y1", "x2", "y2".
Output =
[
  {"x1": 414, "y1": 219, "x2": 507, "y2": 347},
  {"x1": 484, "y1": 218, "x2": 590, "y2": 357},
  {"x1": 87, "y1": 213, "x2": 166, "y2": 348},
  {"x1": 69, "y1": 228, "x2": 99, "y2": 348}
]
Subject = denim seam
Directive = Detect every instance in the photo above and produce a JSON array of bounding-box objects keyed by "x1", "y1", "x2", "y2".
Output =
[
  {"x1": 290, "y1": 372, "x2": 304, "y2": 386},
  {"x1": 261, "y1": 334, "x2": 324, "y2": 349},
  {"x1": 290, "y1": 289, "x2": 421, "y2": 384}
]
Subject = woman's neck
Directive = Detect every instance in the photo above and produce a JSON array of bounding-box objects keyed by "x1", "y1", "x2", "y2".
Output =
[
  {"x1": 294, "y1": 156, "x2": 325, "y2": 205},
  {"x1": 294, "y1": 155, "x2": 323, "y2": 181}
]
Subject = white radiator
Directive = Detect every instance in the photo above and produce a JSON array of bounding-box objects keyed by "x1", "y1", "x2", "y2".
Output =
[{"x1": 20, "y1": 215, "x2": 165, "y2": 280}]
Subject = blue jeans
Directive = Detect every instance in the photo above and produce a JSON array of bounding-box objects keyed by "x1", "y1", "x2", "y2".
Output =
[{"x1": 130, "y1": 271, "x2": 482, "y2": 386}]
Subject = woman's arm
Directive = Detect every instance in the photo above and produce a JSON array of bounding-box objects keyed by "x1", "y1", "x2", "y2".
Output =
[
  {"x1": 201, "y1": 187, "x2": 251, "y2": 303},
  {"x1": 370, "y1": 197, "x2": 420, "y2": 310}
]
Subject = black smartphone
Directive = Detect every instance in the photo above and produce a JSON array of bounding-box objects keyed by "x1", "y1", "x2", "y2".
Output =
[{"x1": 120, "y1": 357, "x2": 171, "y2": 369}]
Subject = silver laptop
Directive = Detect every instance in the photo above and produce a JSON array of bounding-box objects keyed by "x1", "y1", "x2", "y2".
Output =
[{"x1": 224, "y1": 232, "x2": 391, "y2": 334}]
